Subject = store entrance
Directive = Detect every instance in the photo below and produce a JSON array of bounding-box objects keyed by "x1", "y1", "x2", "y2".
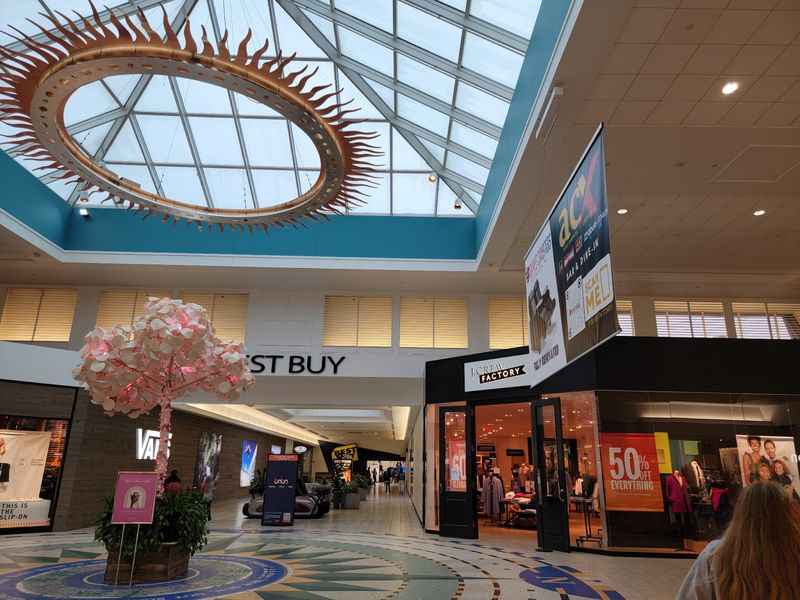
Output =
[{"x1": 533, "y1": 398, "x2": 570, "y2": 551}]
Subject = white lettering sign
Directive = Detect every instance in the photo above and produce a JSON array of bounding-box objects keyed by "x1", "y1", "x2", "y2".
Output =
[
  {"x1": 136, "y1": 429, "x2": 172, "y2": 461},
  {"x1": 464, "y1": 354, "x2": 532, "y2": 392}
]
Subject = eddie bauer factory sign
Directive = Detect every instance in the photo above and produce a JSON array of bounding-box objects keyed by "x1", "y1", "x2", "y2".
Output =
[{"x1": 247, "y1": 354, "x2": 346, "y2": 376}]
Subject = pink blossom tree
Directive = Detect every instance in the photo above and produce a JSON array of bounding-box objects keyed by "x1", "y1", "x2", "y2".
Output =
[{"x1": 74, "y1": 297, "x2": 254, "y2": 488}]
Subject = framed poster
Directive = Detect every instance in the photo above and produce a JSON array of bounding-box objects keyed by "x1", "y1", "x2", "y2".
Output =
[
  {"x1": 737, "y1": 434, "x2": 800, "y2": 498},
  {"x1": 111, "y1": 471, "x2": 158, "y2": 524},
  {"x1": 600, "y1": 433, "x2": 663, "y2": 512},
  {"x1": 261, "y1": 454, "x2": 298, "y2": 526},
  {"x1": 524, "y1": 124, "x2": 618, "y2": 388},
  {"x1": 240, "y1": 440, "x2": 258, "y2": 488},
  {"x1": 193, "y1": 432, "x2": 223, "y2": 501}
]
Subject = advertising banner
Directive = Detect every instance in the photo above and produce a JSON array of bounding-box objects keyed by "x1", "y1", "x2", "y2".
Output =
[
  {"x1": 600, "y1": 433, "x2": 663, "y2": 512},
  {"x1": 446, "y1": 440, "x2": 467, "y2": 492},
  {"x1": 240, "y1": 440, "x2": 258, "y2": 488},
  {"x1": 736, "y1": 434, "x2": 800, "y2": 498},
  {"x1": 261, "y1": 454, "x2": 299, "y2": 526},
  {"x1": 0, "y1": 430, "x2": 51, "y2": 502},
  {"x1": 111, "y1": 471, "x2": 158, "y2": 524},
  {"x1": 524, "y1": 125, "x2": 618, "y2": 388},
  {"x1": 464, "y1": 354, "x2": 532, "y2": 392},
  {"x1": 193, "y1": 432, "x2": 223, "y2": 501},
  {"x1": 0, "y1": 499, "x2": 51, "y2": 529}
]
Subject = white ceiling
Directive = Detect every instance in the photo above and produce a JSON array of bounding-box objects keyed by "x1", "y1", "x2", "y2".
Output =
[{"x1": 481, "y1": 0, "x2": 800, "y2": 298}]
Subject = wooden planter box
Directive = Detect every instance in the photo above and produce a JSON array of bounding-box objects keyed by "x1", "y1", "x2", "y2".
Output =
[{"x1": 104, "y1": 542, "x2": 190, "y2": 584}]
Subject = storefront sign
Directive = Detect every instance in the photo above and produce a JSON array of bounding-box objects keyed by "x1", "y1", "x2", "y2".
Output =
[
  {"x1": 600, "y1": 433, "x2": 662, "y2": 512},
  {"x1": 524, "y1": 125, "x2": 618, "y2": 389},
  {"x1": 135, "y1": 429, "x2": 172, "y2": 461},
  {"x1": 111, "y1": 471, "x2": 158, "y2": 524},
  {"x1": 0, "y1": 499, "x2": 50, "y2": 528},
  {"x1": 294, "y1": 445, "x2": 308, "y2": 454},
  {"x1": 248, "y1": 354, "x2": 346, "y2": 376},
  {"x1": 464, "y1": 355, "x2": 532, "y2": 392},
  {"x1": 477, "y1": 444, "x2": 496, "y2": 453},
  {"x1": 332, "y1": 444, "x2": 359, "y2": 462},
  {"x1": 262, "y1": 454, "x2": 298, "y2": 526}
]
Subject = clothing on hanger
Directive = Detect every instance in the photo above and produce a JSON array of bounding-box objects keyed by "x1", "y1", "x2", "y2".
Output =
[{"x1": 481, "y1": 474, "x2": 504, "y2": 518}]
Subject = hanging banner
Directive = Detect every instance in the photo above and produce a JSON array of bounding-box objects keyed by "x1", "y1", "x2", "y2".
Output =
[
  {"x1": 735, "y1": 434, "x2": 800, "y2": 498},
  {"x1": 193, "y1": 432, "x2": 223, "y2": 502},
  {"x1": 0, "y1": 430, "x2": 51, "y2": 502},
  {"x1": 524, "y1": 124, "x2": 618, "y2": 388},
  {"x1": 600, "y1": 433, "x2": 663, "y2": 512},
  {"x1": 262, "y1": 454, "x2": 298, "y2": 526},
  {"x1": 240, "y1": 440, "x2": 258, "y2": 488}
]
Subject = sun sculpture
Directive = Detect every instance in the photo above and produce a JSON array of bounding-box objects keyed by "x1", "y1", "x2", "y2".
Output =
[
  {"x1": 0, "y1": 2, "x2": 380, "y2": 231},
  {"x1": 74, "y1": 297, "x2": 255, "y2": 487}
]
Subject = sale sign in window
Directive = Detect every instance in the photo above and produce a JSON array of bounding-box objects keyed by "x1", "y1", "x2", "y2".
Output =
[{"x1": 600, "y1": 433, "x2": 663, "y2": 512}]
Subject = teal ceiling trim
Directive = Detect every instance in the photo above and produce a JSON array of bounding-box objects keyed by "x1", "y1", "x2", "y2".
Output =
[
  {"x1": 0, "y1": 151, "x2": 71, "y2": 247},
  {"x1": 0, "y1": 151, "x2": 475, "y2": 260},
  {"x1": 475, "y1": 0, "x2": 574, "y2": 250}
]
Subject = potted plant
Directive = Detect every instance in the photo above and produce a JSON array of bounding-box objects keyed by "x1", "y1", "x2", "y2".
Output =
[
  {"x1": 342, "y1": 483, "x2": 361, "y2": 509},
  {"x1": 354, "y1": 473, "x2": 370, "y2": 501},
  {"x1": 96, "y1": 489, "x2": 209, "y2": 583}
]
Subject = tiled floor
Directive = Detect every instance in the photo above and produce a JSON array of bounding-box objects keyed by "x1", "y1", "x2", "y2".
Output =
[{"x1": 0, "y1": 485, "x2": 693, "y2": 599}]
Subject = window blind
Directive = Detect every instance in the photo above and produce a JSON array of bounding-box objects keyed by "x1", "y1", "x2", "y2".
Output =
[
  {"x1": 399, "y1": 297, "x2": 468, "y2": 348},
  {"x1": 0, "y1": 288, "x2": 77, "y2": 342},
  {"x1": 489, "y1": 297, "x2": 528, "y2": 349},
  {"x1": 616, "y1": 299, "x2": 635, "y2": 336},
  {"x1": 323, "y1": 296, "x2": 392, "y2": 347},
  {"x1": 733, "y1": 302, "x2": 800, "y2": 340},
  {"x1": 95, "y1": 289, "x2": 169, "y2": 330},
  {"x1": 182, "y1": 292, "x2": 249, "y2": 342},
  {"x1": 654, "y1": 300, "x2": 727, "y2": 338}
]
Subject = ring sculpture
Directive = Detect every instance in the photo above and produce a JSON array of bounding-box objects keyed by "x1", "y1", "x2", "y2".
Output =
[{"x1": 0, "y1": 2, "x2": 381, "y2": 232}]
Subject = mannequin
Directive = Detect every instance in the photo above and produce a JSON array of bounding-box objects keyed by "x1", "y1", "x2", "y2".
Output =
[
  {"x1": 683, "y1": 459, "x2": 705, "y2": 492},
  {"x1": 666, "y1": 470, "x2": 692, "y2": 550}
]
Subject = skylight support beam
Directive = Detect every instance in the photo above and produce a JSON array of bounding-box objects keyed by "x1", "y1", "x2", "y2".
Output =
[
  {"x1": 393, "y1": 117, "x2": 491, "y2": 170},
  {"x1": 277, "y1": 0, "x2": 479, "y2": 214},
  {"x1": 168, "y1": 75, "x2": 214, "y2": 208},
  {"x1": 398, "y1": 0, "x2": 528, "y2": 54},
  {"x1": 289, "y1": 0, "x2": 514, "y2": 102},
  {"x1": 6, "y1": 0, "x2": 181, "y2": 53},
  {"x1": 129, "y1": 114, "x2": 166, "y2": 198},
  {"x1": 65, "y1": 0, "x2": 200, "y2": 205},
  {"x1": 205, "y1": 0, "x2": 259, "y2": 209}
]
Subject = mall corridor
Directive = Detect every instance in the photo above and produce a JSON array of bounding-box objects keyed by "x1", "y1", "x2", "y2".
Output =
[{"x1": 0, "y1": 484, "x2": 692, "y2": 599}]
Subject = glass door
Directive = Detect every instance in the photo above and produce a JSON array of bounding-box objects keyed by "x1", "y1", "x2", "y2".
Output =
[
  {"x1": 438, "y1": 406, "x2": 476, "y2": 538},
  {"x1": 532, "y1": 397, "x2": 570, "y2": 551}
]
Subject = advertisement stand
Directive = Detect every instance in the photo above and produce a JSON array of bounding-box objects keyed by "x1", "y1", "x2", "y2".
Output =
[
  {"x1": 262, "y1": 454, "x2": 299, "y2": 526},
  {"x1": 111, "y1": 472, "x2": 159, "y2": 586}
]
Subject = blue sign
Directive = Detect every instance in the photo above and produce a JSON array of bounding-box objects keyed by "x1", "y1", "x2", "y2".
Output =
[{"x1": 261, "y1": 454, "x2": 298, "y2": 526}]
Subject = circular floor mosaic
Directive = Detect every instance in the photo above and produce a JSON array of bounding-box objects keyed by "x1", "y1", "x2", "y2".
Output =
[{"x1": 0, "y1": 555, "x2": 286, "y2": 599}]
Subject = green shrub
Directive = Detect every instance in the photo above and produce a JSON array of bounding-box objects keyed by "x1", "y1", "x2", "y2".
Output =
[{"x1": 95, "y1": 490, "x2": 209, "y2": 559}]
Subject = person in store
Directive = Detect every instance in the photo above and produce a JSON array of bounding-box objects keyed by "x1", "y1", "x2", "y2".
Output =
[
  {"x1": 676, "y1": 481, "x2": 800, "y2": 600},
  {"x1": 666, "y1": 469, "x2": 692, "y2": 551}
]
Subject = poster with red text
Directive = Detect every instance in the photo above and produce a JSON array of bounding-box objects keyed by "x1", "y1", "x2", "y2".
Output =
[{"x1": 600, "y1": 433, "x2": 663, "y2": 512}]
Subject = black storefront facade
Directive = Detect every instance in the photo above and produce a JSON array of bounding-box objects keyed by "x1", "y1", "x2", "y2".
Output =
[{"x1": 423, "y1": 336, "x2": 800, "y2": 555}]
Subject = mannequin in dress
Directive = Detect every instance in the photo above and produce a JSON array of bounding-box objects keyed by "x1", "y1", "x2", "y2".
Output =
[{"x1": 666, "y1": 470, "x2": 692, "y2": 550}]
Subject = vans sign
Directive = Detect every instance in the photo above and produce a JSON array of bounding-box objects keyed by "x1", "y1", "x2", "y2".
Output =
[{"x1": 464, "y1": 354, "x2": 532, "y2": 392}]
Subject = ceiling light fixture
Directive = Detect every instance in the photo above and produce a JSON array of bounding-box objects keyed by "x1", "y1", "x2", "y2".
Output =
[
  {"x1": 753, "y1": 209, "x2": 766, "y2": 216},
  {"x1": 0, "y1": 2, "x2": 380, "y2": 232},
  {"x1": 78, "y1": 207, "x2": 90, "y2": 217},
  {"x1": 721, "y1": 81, "x2": 739, "y2": 95},
  {"x1": 428, "y1": 173, "x2": 438, "y2": 183},
  {"x1": 617, "y1": 208, "x2": 628, "y2": 215}
]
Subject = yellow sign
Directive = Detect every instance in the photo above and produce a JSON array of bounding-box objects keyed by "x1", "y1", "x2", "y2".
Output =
[{"x1": 332, "y1": 444, "x2": 358, "y2": 462}]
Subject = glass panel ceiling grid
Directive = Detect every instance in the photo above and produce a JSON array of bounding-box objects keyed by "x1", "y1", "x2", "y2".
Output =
[{"x1": 3, "y1": 0, "x2": 542, "y2": 217}]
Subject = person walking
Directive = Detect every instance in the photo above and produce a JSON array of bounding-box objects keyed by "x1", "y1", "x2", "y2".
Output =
[
  {"x1": 372, "y1": 467, "x2": 378, "y2": 485},
  {"x1": 383, "y1": 470, "x2": 391, "y2": 494},
  {"x1": 676, "y1": 481, "x2": 800, "y2": 600}
]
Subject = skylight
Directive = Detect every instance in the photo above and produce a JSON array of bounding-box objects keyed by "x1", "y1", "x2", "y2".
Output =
[{"x1": 2, "y1": 0, "x2": 542, "y2": 217}]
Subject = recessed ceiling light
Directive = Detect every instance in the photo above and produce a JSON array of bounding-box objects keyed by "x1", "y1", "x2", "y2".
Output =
[
  {"x1": 427, "y1": 173, "x2": 437, "y2": 183},
  {"x1": 617, "y1": 208, "x2": 628, "y2": 215},
  {"x1": 721, "y1": 81, "x2": 739, "y2": 95},
  {"x1": 753, "y1": 209, "x2": 766, "y2": 216},
  {"x1": 78, "y1": 208, "x2": 89, "y2": 217}
]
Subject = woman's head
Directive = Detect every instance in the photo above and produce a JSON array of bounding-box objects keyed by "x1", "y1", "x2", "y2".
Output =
[
  {"x1": 747, "y1": 436, "x2": 762, "y2": 452},
  {"x1": 715, "y1": 482, "x2": 800, "y2": 600},
  {"x1": 773, "y1": 460, "x2": 788, "y2": 477}
]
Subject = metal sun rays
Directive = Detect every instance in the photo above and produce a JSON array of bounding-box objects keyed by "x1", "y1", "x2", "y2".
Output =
[{"x1": 0, "y1": 1, "x2": 381, "y2": 232}]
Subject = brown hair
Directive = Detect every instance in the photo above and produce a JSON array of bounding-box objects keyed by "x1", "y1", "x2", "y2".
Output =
[{"x1": 714, "y1": 481, "x2": 800, "y2": 600}]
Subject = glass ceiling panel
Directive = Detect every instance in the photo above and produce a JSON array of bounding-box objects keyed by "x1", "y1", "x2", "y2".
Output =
[
  {"x1": 158, "y1": 166, "x2": 206, "y2": 205},
  {"x1": 393, "y1": 173, "x2": 436, "y2": 215},
  {"x1": 396, "y1": 55, "x2": 455, "y2": 104},
  {"x1": 205, "y1": 168, "x2": 253, "y2": 209},
  {"x1": 396, "y1": 2, "x2": 462, "y2": 63},
  {"x1": 5, "y1": 0, "x2": 543, "y2": 216},
  {"x1": 336, "y1": 0, "x2": 393, "y2": 34}
]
